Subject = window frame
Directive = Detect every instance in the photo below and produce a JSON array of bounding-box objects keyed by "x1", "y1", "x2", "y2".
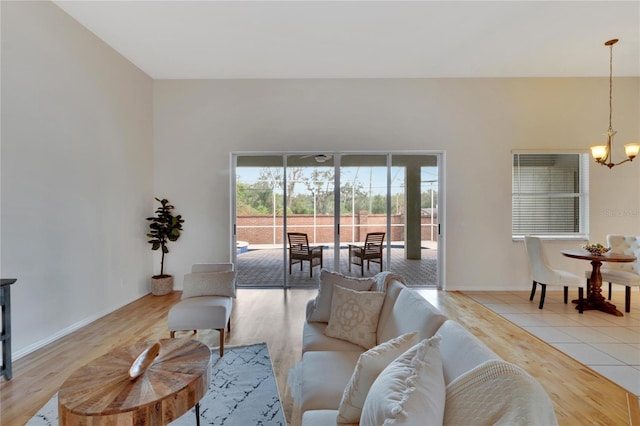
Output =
[{"x1": 511, "y1": 151, "x2": 589, "y2": 241}]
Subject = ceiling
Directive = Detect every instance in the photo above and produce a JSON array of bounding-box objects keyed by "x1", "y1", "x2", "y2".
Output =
[{"x1": 52, "y1": 1, "x2": 640, "y2": 79}]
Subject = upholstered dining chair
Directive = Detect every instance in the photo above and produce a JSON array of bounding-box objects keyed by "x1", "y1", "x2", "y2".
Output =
[
  {"x1": 585, "y1": 235, "x2": 640, "y2": 313},
  {"x1": 349, "y1": 232, "x2": 385, "y2": 276},
  {"x1": 524, "y1": 236, "x2": 584, "y2": 312},
  {"x1": 287, "y1": 232, "x2": 323, "y2": 278}
]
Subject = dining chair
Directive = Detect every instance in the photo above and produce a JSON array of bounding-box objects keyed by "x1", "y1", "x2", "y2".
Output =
[
  {"x1": 349, "y1": 232, "x2": 385, "y2": 276},
  {"x1": 524, "y1": 236, "x2": 584, "y2": 312},
  {"x1": 585, "y1": 235, "x2": 640, "y2": 313},
  {"x1": 287, "y1": 232, "x2": 323, "y2": 278}
]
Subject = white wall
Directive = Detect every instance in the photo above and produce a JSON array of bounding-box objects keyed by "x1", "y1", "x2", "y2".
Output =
[
  {"x1": 154, "y1": 78, "x2": 640, "y2": 290},
  {"x1": 1, "y1": 1, "x2": 639, "y2": 361},
  {"x1": 1, "y1": 1, "x2": 154, "y2": 356}
]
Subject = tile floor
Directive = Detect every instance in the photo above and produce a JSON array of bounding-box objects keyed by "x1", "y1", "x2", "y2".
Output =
[{"x1": 466, "y1": 288, "x2": 640, "y2": 405}]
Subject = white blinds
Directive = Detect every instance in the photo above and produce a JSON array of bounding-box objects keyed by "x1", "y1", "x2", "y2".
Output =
[{"x1": 512, "y1": 153, "x2": 588, "y2": 237}]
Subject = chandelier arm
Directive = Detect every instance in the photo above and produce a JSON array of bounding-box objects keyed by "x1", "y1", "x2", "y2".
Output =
[{"x1": 603, "y1": 157, "x2": 633, "y2": 169}]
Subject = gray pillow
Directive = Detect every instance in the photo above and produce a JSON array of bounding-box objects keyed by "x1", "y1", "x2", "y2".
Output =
[{"x1": 307, "y1": 269, "x2": 375, "y2": 323}]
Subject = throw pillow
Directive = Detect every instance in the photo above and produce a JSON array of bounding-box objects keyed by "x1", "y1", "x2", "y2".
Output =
[
  {"x1": 181, "y1": 271, "x2": 236, "y2": 299},
  {"x1": 443, "y1": 359, "x2": 558, "y2": 425},
  {"x1": 325, "y1": 285, "x2": 385, "y2": 349},
  {"x1": 307, "y1": 269, "x2": 376, "y2": 323},
  {"x1": 337, "y1": 331, "x2": 420, "y2": 424},
  {"x1": 360, "y1": 336, "x2": 445, "y2": 426}
]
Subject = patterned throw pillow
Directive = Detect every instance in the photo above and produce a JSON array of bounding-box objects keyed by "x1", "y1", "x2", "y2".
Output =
[
  {"x1": 360, "y1": 336, "x2": 445, "y2": 426},
  {"x1": 325, "y1": 285, "x2": 385, "y2": 349},
  {"x1": 337, "y1": 332, "x2": 420, "y2": 424},
  {"x1": 181, "y1": 271, "x2": 236, "y2": 299},
  {"x1": 307, "y1": 270, "x2": 376, "y2": 323}
]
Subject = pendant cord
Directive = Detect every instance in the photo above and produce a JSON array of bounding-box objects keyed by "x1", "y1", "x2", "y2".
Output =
[{"x1": 608, "y1": 43, "x2": 613, "y2": 132}]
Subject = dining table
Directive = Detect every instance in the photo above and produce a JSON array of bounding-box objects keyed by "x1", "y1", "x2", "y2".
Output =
[{"x1": 561, "y1": 250, "x2": 636, "y2": 316}]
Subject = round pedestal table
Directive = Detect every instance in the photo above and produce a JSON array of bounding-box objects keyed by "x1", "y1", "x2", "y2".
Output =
[{"x1": 561, "y1": 250, "x2": 636, "y2": 317}]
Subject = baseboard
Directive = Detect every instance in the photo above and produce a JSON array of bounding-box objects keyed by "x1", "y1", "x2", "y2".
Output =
[{"x1": 12, "y1": 302, "x2": 134, "y2": 361}]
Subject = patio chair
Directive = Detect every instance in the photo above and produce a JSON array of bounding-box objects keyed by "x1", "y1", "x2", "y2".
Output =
[
  {"x1": 349, "y1": 232, "x2": 385, "y2": 276},
  {"x1": 288, "y1": 232, "x2": 323, "y2": 277}
]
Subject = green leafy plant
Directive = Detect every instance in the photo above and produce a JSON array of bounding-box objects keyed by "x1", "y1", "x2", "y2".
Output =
[{"x1": 146, "y1": 197, "x2": 184, "y2": 277}]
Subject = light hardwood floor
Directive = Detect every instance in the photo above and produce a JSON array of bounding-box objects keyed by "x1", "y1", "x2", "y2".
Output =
[{"x1": 1, "y1": 288, "x2": 639, "y2": 425}]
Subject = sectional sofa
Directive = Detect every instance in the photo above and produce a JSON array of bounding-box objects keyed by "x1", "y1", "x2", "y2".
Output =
[{"x1": 294, "y1": 270, "x2": 558, "y2": 425}]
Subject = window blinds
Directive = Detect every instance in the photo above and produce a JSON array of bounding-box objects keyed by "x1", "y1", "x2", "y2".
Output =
[{"x1": 512, "y1": 153, "x2": 587, "y2": 237}]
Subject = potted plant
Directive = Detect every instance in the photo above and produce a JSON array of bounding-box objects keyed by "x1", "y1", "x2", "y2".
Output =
[{"x1": 146, "y1": 197, "x2": 184, "y2": 295}]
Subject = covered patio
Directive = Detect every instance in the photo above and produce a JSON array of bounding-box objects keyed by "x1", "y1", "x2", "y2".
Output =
[{"x1": 235, "y1": 241, "x2": 438, "y2": 288}]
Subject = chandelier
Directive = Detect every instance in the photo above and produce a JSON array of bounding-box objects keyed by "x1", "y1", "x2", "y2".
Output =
[{"x1": 590, "y1": 39, "x2": 640, "y2": 168}]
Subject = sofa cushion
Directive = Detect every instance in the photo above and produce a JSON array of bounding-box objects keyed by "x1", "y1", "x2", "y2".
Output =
[
  {"x1": 182, "y1": 271, "x2": 236, "y2": 299},
  {"x1": 360, "y1": 336, "x2": 445, "y2": 426},
  {"x1": 167, "y1": 296, "x2": 232, "y2": 331},
  {"x1": 301, "y1": 351, "x2": 361, "y2": 412},
  {"x1": 337, "y1": 332, "x2": 419, "y2": 424},
  {"x1": 436, "y1": 320, "x2": 498, "y2": 385},
  {"x1": 375, "y1": 279, "x2": 406, "y2": 339},
  {"x1": 307, "y1": 270, "x2": 375, "y2": 323},
  {"x1": 303, "y1": 322, "x2": 365, "y2": 353},
  {"x1": 377, "y1": 287, "x2": 447, "y2": 344},
  {"x1": 325, "y1": 285, "x2": 385, "y2": 349},
  {"x1": 443, "y1": 359, "x2": 558, "y2": 425},
  {"x1": 301, "y1": 410, "x2": 349, "y2": 426}
]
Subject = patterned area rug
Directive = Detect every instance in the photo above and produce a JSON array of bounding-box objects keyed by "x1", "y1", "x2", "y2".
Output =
[{"x1": 28, "y1": 342, "x2": 286, "y2": 426}]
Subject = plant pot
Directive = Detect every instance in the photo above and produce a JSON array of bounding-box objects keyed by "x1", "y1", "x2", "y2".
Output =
[{"x1": 151, "y1": 275, "x2": 173, "y2": 296}]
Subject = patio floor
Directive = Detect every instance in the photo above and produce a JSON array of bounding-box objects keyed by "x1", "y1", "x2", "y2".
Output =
[{"x1": 236, "y1": 242, "x2": 438, "y2": 288}]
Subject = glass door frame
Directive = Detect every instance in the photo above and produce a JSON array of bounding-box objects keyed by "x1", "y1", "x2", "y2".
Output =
[{"x1": 231, "y1": 151, "x2": 445, "y2": 289}]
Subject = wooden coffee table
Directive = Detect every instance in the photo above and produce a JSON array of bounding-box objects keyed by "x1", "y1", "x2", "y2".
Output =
[{"x1": 58, "y1": 338, "x2": 210, "y2": 425}]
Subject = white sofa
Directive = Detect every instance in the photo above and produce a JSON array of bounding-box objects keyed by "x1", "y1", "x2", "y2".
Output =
[{"x1": 296, "y1": 271, "x2": 558, "y2": 425}]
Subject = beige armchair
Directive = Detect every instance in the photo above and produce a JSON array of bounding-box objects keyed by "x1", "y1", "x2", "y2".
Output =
[
  {"x1": 585, "y1": 235, "x2": 640, "y2": 313},
  {"x1": 168, "y1": 263, "x2": 236, "y2": 356},
  {"x1": 524, "y1": 236, "x2": 585, "y2": 312}
]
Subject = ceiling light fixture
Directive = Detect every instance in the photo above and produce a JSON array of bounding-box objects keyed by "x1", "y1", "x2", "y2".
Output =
[
  {"x1": 590, "y1": 39, "x2": 640, "y2": 168},
  {"x1": 314, "y1": 154, "x2": 331, "y2": 163}
]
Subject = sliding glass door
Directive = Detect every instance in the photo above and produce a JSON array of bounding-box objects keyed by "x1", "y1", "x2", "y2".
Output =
[
  {"x1": 232, "y1": 152, "x2": 441, "y2": 288},
  {"x1": 283, "y1": 155, "x2": 336, "y2": 285},
  {"x1": 233, "y1": 155, "x2": 286, "y2": 287},
  {"x1": 339, "y1": 155, "x2": 389, "y2": 277}
]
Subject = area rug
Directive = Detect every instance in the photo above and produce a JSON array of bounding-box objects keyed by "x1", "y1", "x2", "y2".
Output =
[{"x1": 28, "y1": 342, "x2": 286, "y2": 426}]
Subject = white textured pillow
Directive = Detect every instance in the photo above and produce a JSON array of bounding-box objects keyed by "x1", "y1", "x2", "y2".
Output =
[
  {"x1": 307, "y1": 270, "x2": 375, "y2": 323},
  {"x1": 338, "y1": 332, "x2": 420, "y2": 424},
  {"x1": 181, "y1": 271, "x2": 236, "y2": 299},
  {"x1": 444, "y1": 360, "x2": 558, "y2": 425},
  {"x1": 325, "y1": 285, "x2": 385, "y2": 349},
  {"x1": 360, "y1": 336, "x2": 445, "y2": 426}
]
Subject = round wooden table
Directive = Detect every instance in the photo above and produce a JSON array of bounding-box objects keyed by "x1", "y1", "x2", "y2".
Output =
[
  {"x1": 58, "y1": 338, "x2": 211, "y2": 425},
  {"x1": 561, "y1": 250, "x2": 636, "y2": 317}
]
